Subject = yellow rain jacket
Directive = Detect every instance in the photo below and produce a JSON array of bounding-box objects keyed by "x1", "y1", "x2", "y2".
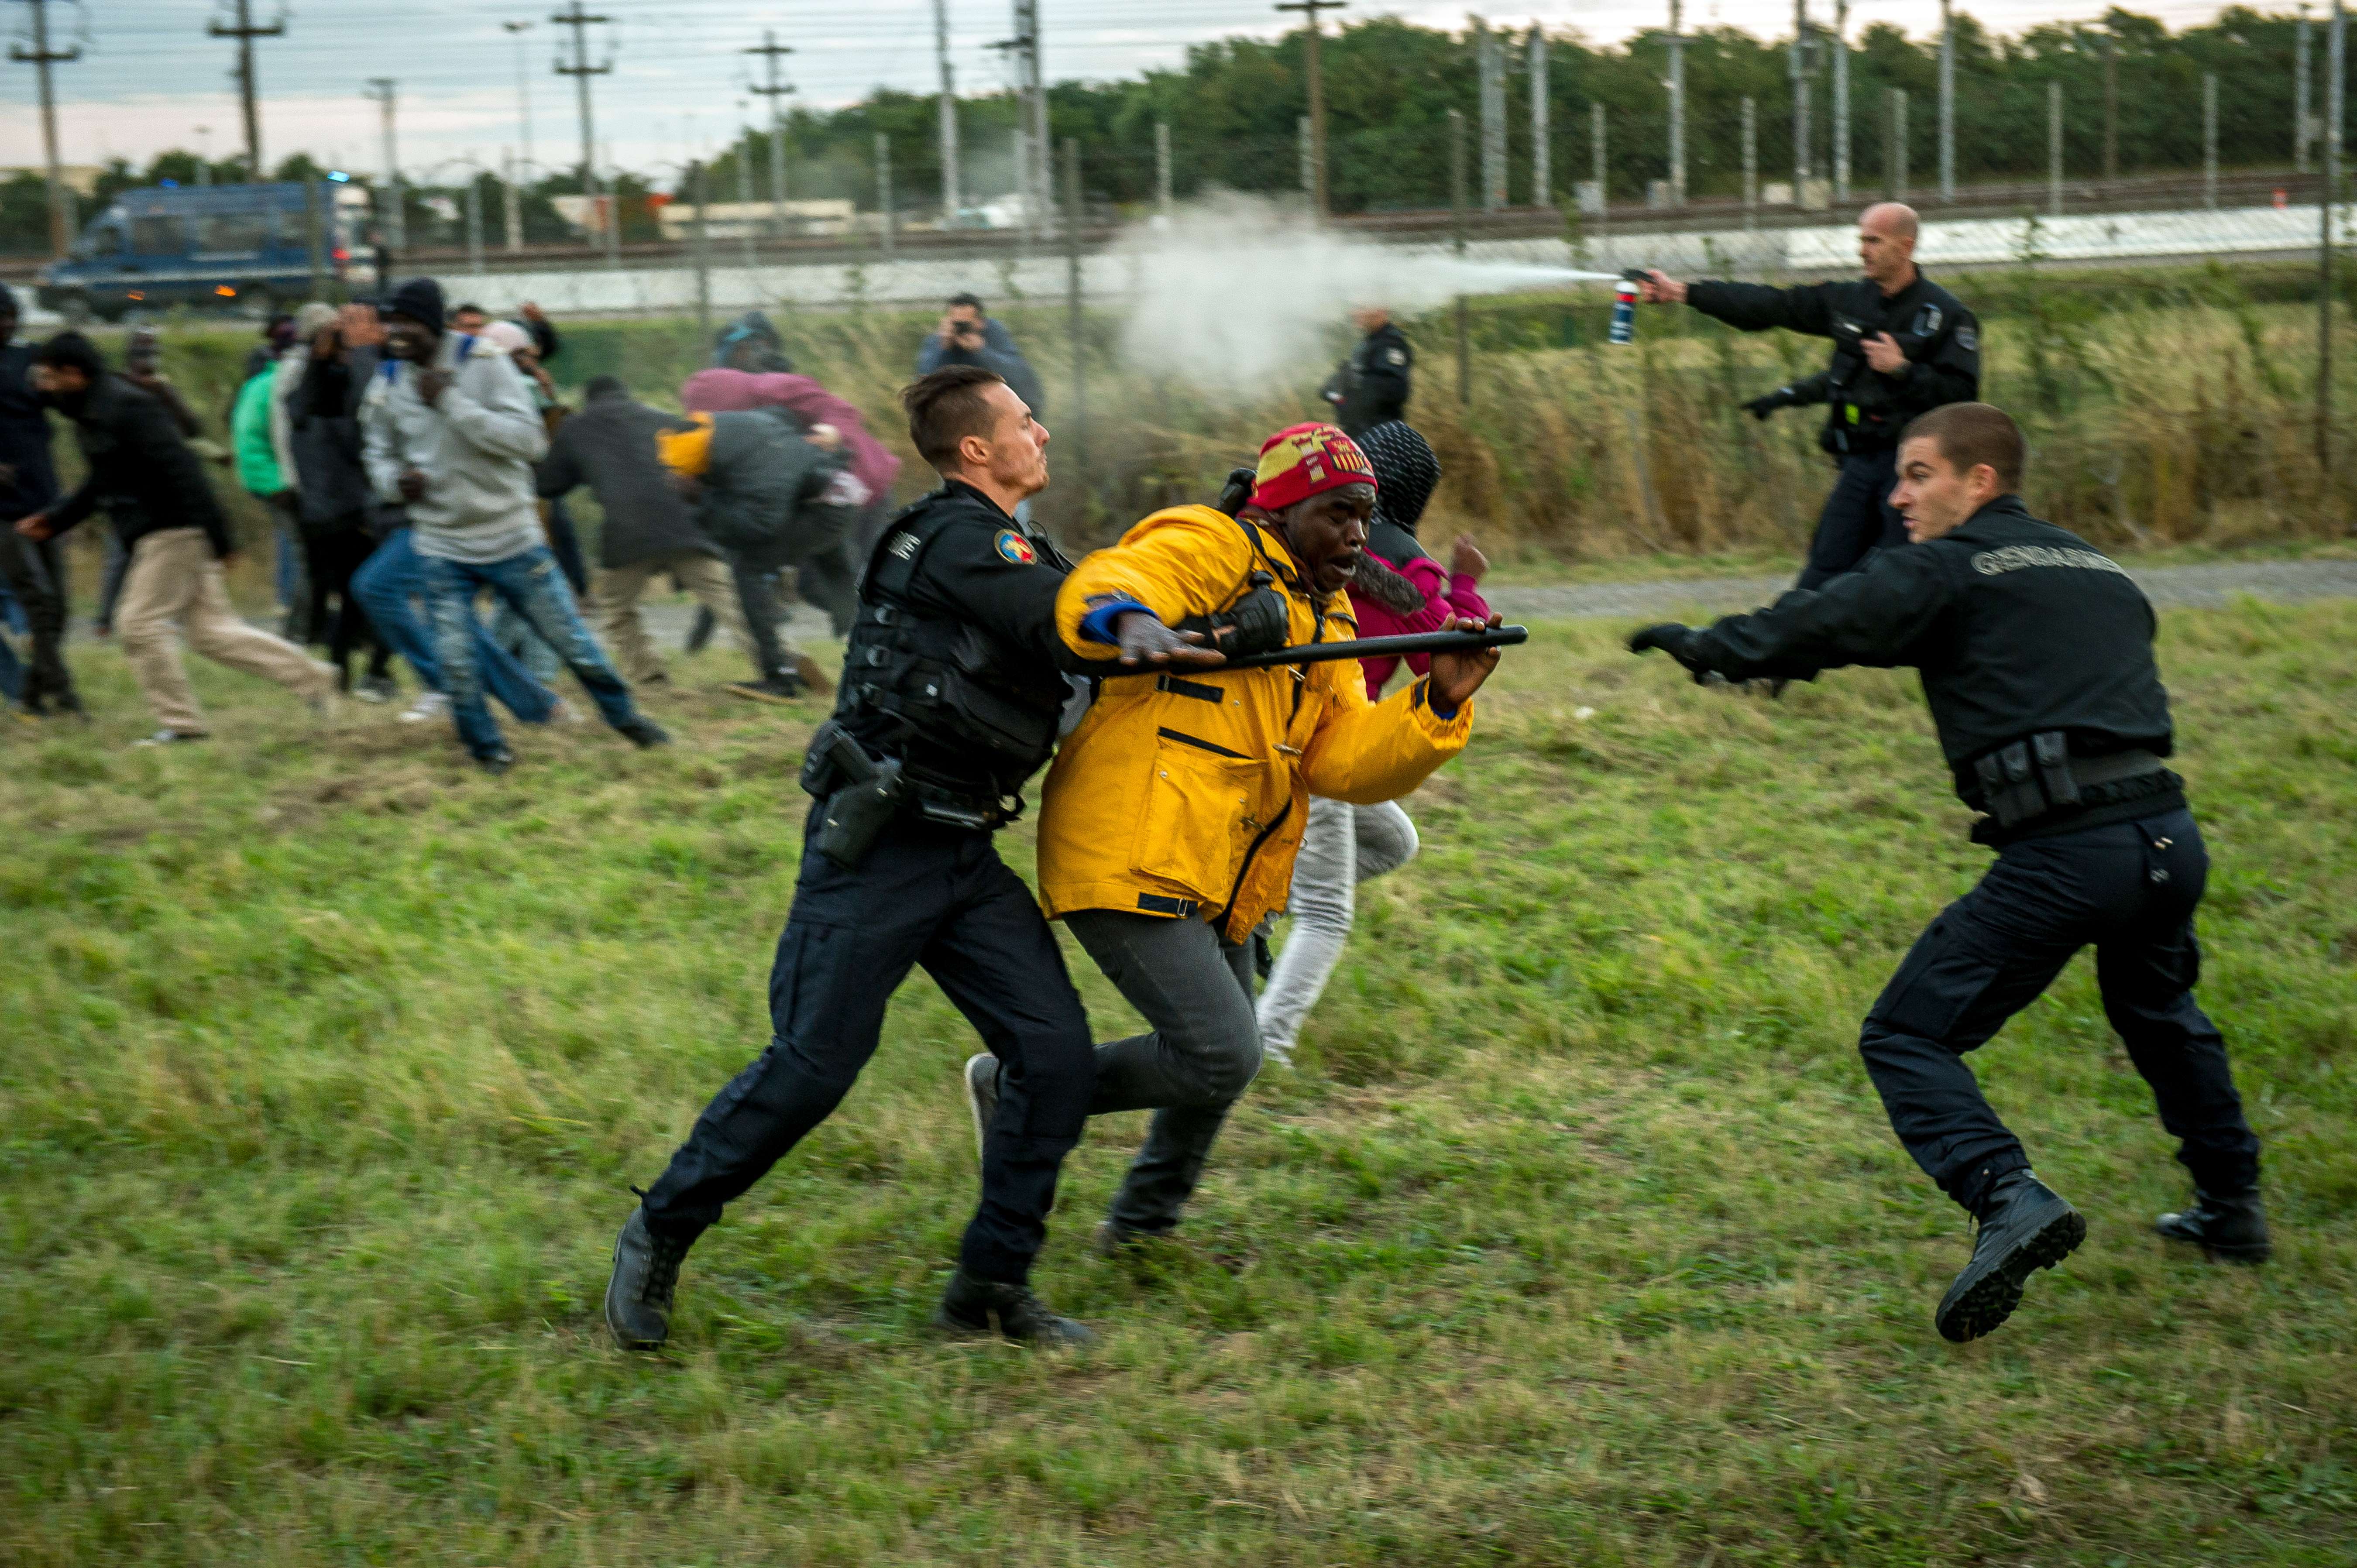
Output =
[{"x1": 1036, "y1": 504, "x2": 1473, "y2": 940}]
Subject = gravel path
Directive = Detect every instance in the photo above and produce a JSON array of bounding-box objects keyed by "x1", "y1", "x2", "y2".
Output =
[{"x1": 633, "y1": 557, "x2": 2357, "y2": 654}]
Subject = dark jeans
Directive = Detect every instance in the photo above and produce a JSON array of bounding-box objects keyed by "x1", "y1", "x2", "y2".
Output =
[
  {"x1": 297, "y1": 515, "x2": 390, "y2": 683},
  {"x1": 350, "y1": 528, "x2": 556, "y2": 723},
  {"x1": 1069, "y1": 910, "x2": 1262, "y2": 1237},
  {"x1": 0, "y1": 532, "x2": 76, "y2": 713},
  {"x1": 1859, "y1": 808, "x2": 2261, "y2": 1215},
  {"x1": 641, "y1": 819, "x2": 1097, "y2": 1283},
  {"x1": 417, "y1": 545, "x2": 641, "y2": 759},
  {"x1": 1796, "y1": 446, "x2": 1907, "y2": 591}
]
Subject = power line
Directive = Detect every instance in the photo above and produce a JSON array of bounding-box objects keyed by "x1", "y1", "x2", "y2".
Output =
[{"x1": 206, "y1": 0, "x2": 285, "y2": 177}]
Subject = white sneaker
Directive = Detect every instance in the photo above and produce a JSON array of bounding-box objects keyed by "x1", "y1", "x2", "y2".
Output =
[
  {"x1": 400, "y1": 692, "x2": 450, "y2": 724},
  {"x1": 132, "y1": 728, "x2": 205, "y2": 747}
]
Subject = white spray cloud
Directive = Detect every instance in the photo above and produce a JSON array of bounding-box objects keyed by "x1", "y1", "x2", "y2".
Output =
[{"x1": 1111, "y1": 191, "x2": 1618, "y2": 395}]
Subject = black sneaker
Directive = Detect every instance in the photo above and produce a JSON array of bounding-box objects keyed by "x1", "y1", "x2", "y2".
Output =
[
  {"x1": 725, "y1": 673, "x2": 806, "y2": 706},
  {"x1": 684, "y1": 604, "x2": 718, "y2": 655},
  {"x1": 2156, "y1": 1188, "x2": 2271, "y2": 1264},
  {"x1": 616, "y1": 716, "x2": 671, "y2": 748},
  {"x1": 963, "y1": 1053, "x2": 1000, "y2": 1170},
  {"x1": 932, "y1": 1268, "x2": 1096, "y2": 1346},
  {"x1": 1935, "y1": 1171, "x2": 2086, "y2": 1344},
  {"x1": 474, "y1": 749, "x2": 515, "y2": 775},
  {"x1": 604, "y1": 1205, "x2": 691, "y2": 1350}
]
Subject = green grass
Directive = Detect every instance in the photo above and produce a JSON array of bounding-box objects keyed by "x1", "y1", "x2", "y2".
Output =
[{"x1": 3, "y1": 597, "x2": 2354, "y2": 1565}]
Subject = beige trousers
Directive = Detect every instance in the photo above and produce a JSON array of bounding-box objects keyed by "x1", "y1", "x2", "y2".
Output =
[
  {"x1": 115, "y1": 527, "x2": 334, "y2": 736},
  {"x1": 589, "y1": 549, "x2": 751, "y2": 684}
]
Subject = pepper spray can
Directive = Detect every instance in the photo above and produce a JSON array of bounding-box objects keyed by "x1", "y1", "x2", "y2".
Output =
[{"x1": 1610, "y1": 271, "x2": 1642, "y2": 345}]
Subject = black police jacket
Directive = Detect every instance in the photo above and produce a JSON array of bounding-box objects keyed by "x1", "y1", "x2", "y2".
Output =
[
  {"x1": 1687, "y1": 270, "x2": 1979, "y2": 456},
  {"x1": 0, "y1": 341, "x2": 58, "y2": 523},
  {"x1": 1684, "y1": 497, "x2": 2182, "y2": 834},
  {"x1": 1321, "y1": 323, "x2": 1412, "y2": 435},
  {"x1": 833, "y1": 479, "x2": 1079, "y2": 803}
]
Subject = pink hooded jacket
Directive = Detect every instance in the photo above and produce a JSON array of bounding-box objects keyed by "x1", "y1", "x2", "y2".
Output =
[
  {"x1": 1350, "y1": 552, "x2": 1491, "y2": 699},
  {"x1": 678, "y1": 368, "x2": 902, "y2": 507}
]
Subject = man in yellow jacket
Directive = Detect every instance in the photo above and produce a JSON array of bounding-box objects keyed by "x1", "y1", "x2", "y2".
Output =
[{"x1": 1021, "y1": 421, "x2": 1503, "y2": 1249}]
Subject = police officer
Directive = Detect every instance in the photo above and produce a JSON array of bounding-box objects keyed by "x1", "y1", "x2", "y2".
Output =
[
  {"x1": 1628, "y1": 402, "x2": 2266, "y2": 1345},
  {"x1": 1320, "y1": 305, "x2": 1412, "y2": 435},
  {"x1": 1639, "y1": 203, "x2": 1979, "y2": 589},
  {"x1": 604, "y1": 364, "x2": 1129, "y2": 1349}
]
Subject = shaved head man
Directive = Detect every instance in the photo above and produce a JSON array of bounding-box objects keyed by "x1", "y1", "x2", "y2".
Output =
[{"x1": 1638, "y1": 202, "x2": 1981, "y2": 589}]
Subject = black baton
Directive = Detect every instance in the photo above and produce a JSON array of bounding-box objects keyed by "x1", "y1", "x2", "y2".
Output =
[{"x1": 1210, "y1": 624, "x2": 1529, "y2": 672}]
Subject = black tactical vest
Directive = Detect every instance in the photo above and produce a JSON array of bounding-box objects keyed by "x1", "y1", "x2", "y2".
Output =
[{"x1": 836, "y1": 504, "x2": 1075, "y2": 799}]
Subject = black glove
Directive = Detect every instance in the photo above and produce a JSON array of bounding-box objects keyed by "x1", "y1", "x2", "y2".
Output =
[
  {"x1": 1629, "y1": 621, "x2": 1714, "y2": 679},
  {"x1": 1743, "y1": 387, "x2": 1799, "y2": 421},
  {"x1": 1215, "y1": 466, "x2": 1257, "y2": 517}
]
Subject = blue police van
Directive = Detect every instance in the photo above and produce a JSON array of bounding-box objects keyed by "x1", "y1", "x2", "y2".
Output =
[{"x1": 34, "y1": 180, "x2": 368, "y2": 323}]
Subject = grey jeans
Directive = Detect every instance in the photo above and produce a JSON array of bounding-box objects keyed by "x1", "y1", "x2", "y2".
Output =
[
  {"x1": 1069, "y1": 909, "x2": 1262, "y2": 1238},
  {"x1": 1256, "y1": 798, "x2": 1420, "y2": 1063}
]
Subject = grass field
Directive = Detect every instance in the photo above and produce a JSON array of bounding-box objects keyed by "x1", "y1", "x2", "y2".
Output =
[{"x1": 3, "y1": 589, "x2": 2354, "y2": 1565}]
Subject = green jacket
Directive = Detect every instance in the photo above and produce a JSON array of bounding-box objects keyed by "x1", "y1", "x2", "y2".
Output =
[{"x1": 230, "y1": 369, "x2": 285, "y2": 496}]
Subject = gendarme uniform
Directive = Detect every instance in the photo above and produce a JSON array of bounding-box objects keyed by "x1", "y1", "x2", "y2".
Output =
[
  {"x1": 610, "y1": 478, "x2": 1099, "y2": 1346},
  {"x1": 1654, "y1": 494, "x2": 2263, "y2": 1342},
  {"x1": 1691, "y1": 269, "x2": 1979, "y2": 588},
  {"x1": 1320, "y1": 320, "x2": 1413, "y2": 436}
]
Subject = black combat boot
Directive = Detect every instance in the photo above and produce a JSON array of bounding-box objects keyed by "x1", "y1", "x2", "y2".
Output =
[
  {"x1": 605, "y1": 1205, "x2": 691, "y2": 1350},
  {"x1": 933, "y1": 1268, "x2": 1096, "y2": 1346},
  {"x1": 2156, "y1": 1189, "x2": 2271, "y2": 1263},
  {"x1": 1934, "y1": 1170, "x2": 2086, "y2": 1344}
]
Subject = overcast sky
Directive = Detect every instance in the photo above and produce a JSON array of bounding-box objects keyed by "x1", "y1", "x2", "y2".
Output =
[{"x1": 0, "y1": 0, "x2": 2262, "y2": 182}]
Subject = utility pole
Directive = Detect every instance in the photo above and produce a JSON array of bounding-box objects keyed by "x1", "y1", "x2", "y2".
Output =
[
  {"x1": 365, "y1": 78, "x2": 403, "y2": 249},
  {"x1": 1298, "y1": 114, "x2": 1314, "y2": 198},
  {"x1": 1666, "y1": 1, "x2": 1685, "y2": 206},
  {"x1": 1475, "y1": 18, "x2": 1506, "y2": 211},
  {"x1": 1275, "y1": 0, "x2": 1345, "y2": 221},
  {"x1": 1938, "y1": 0, "x2": 1955, "y2": 200},
  {"x1": 1792, "y1": 0, "x2": 1811, "y2": 201},
  {"x1": 934, "y1": 0, "x2": 961, "y2": 221},
  {"x1": 2298, "y1": 6, "x2": 2313, "y2": 175},
  {"x1": 1003, "y1": 0, "x2": 1050, "y2": 237},
  {"x1": 1831, "y1": 0, "x2": 1850, "y2": 203},
  {"x1": 746, "y1": 30, "x2": 794, "y2": 238},
  {"x1": 1529, "y1": 27, "x2": 1549, "y2": 206},
  {"x1": 551, "y1": 0, "x2": 614, "y2": 257},
  {"x1": 504, "y1": 146, "x2": 523, "y2": 251},
  {"x1": 208, "y1": 0, "x2": 284, "y2": 179},
  {"x1": 503, "y1": 21, "x2": 535, "y2": 176},
  {"x1": 9, "y1": 0, "x2": 82, "y2": 257}
]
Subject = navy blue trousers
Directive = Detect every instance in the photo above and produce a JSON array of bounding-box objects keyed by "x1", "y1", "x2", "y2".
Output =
[
  {"x1": 1796, "y1": 447, "x2": 1908, "y2": 591},
  {"x1": 1859, "y1": 808, "x2": 2261, "y2": 1214},
  {"x1": 641, "y1": 817, "x2": 1096, "y2": 1283}
]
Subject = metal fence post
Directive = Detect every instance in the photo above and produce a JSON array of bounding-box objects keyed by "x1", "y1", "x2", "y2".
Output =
[
  {"x1": 2322, "y1": 0, "x2": 2345, "y2": 477},
  {"x1": 1154, "y1": 119, "x2": 1172, "y2": 218},
  {"x1": 1889, "y1": 87, "x2": 1908, "y2": 202},
  {"x1": 1591, "y1": 100, "x2": 1607, "y2": 267},
  {"x1": 875, "y1": 132, "x2": 895, "y2": 257},
  {"x1": 2048, "y1": 81, "x2": 2063, "y2": 218},
  {"x1": 1064, "y1": 137, "x2": 1086, "y2": 503},
  {"x1": 2203, "y1": 74, "x2": 2218, "y2": 210},
  {"x1": 1742, "y1": 96, "x2": 1757, "y2": 230},
  {"x1": 691, "y1": 159, "x2": 711, "y2": 339}
]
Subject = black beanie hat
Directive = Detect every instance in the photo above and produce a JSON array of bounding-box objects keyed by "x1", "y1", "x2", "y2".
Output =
[
  {"x1": 1357, "y1": 419, "x2": 1442, "y2": 538},
  {"x1": 384, "y1": 277, "x2": 446, "y2": 336}
]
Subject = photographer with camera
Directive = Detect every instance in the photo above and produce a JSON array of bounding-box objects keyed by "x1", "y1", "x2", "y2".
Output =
[{"x1": 917, "y1": 294, "x2": 1045, "y2": 425}]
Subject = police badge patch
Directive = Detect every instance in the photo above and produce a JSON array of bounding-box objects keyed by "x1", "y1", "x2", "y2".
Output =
[
  {"x1": 1915, "y1": 304, "x2": 1943, "y2": 336},
  {"x1": 1955, "y1": 325, "x2": 1979, "y2": 352},
  {"x1": 994, "y1": 529, "x2": 1038, "y2": 565},
  {"x1": 1385, "y1": 347, "x2": 1408, "y2": 365}
]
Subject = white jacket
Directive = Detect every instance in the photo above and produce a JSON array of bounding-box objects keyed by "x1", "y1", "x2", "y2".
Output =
[{"x1": 359, "y1": 331, "x2": 548, "y2": 562}]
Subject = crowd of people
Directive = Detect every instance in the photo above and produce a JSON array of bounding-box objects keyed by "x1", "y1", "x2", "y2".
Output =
[
  {"x1": 0, "y1": 281, "x2": 907, "y2": 766},
  {"x1": 0, "y1": 218, "x2": 2270, "y2": 1357}
]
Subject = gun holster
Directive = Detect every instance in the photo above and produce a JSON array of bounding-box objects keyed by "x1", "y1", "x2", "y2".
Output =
[{"x1": 802, "y1": 718, "x2": 907, "y2": 869}]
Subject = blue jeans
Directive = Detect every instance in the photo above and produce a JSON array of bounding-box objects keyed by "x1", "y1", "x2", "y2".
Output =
[
  {"x1": 350, "y1": 529, "x2": 556, "y2": 724},
  {"x1": 419, "y1": 545, "x2": 641, "y2": 759}
]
